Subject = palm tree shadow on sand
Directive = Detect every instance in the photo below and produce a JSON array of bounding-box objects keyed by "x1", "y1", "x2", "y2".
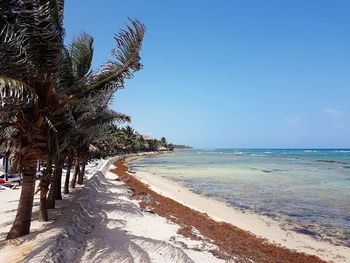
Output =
[{"x1": 20, "y1": 171, "x2": 195, "y2": 262}]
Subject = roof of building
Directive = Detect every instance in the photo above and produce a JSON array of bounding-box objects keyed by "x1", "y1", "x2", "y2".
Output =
[{"x1": 141, "y1": 135, "x2": 154, "y2": 141}]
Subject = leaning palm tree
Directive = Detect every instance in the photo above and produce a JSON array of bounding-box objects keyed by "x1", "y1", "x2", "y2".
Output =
[
  {"x1": 41, "y1": 22, "x2": 144, "y2": 213},
  {"x1": 37, "y1": 21, "x2": 145, "y2": 214},
  {"x1": 45, "y1": 25, "x2": 140, "y2": 202},
  {"x1": 1, "y1": 0, "x2": 145, "y2": 238},
  {"x1": 0, "y1": 0, "x2": 64, "y2": 239},
  {"x1": 71, "y1": 107, "x2": 131, "y2": 186}
]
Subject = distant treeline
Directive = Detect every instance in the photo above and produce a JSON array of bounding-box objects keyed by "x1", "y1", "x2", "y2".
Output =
[{"x1": 95, "y1": 125, "x2": 176, "y2": 158}]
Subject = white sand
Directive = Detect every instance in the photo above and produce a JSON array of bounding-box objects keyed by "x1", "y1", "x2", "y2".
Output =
[
  {"x1": 133, "y1": 169, "x2": 350, "y2": 263},
  {"x1": 0, "y1": 159, "x2": 103, "y2": 262},
  {"x1": 0, "y1": 158, "x2": 229, "y2": 263},
  {"x1": 0, "y1": 160, "x2": 103, "y2": 240}
]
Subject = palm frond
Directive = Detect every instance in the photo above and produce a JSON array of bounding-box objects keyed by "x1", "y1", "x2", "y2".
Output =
[
  {"x1": 0, "y1": 76, "x2": 38, "y2": 110},
  {"x1": 0, "y1": 0, "x2": 64, "y2": 80},
  {"x1": 70, "y1": 32, "x2": 94, "y2": 80},
  {"x1": 78, "y1": 109, "x2": 131, "y2": 130},
  {"x1": 110, "y1": 111, "x2": 131, "y2": 123},
  {"x1": 56, "y1": 47, "x2": 75, "y2": 92},
  {"x1": 69, "y1": 19, "x2": 145, "y2": 100},
  {"x1": 70, "y1": 85, "x2": 117, "y2": 120},
  {"x1": 49, "y1": 0, "x2": 64, "y2": 28}
]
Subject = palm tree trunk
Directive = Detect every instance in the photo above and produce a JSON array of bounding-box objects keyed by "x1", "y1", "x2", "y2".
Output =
[
  {"x1": 81, "y1": 161, "x2": 86, "y2": 178},
  {"x1": 39, "y1": 186, "x2": 49, "y2": 221},
  {"x1": 6, "y1": 158, "x2": 37, "y2": 239},
  {"x1": 54, "y1": 156, "x2": 64, "y2": 200},
  {"x1": 77, "y1": 161, "x2": 85, "y2": 185},
  {"x1": 4, "y1": 155, "x2": 9, "y2": 181},
  {"x1": 38, "y1": 158, "x2": 53, "y2": 221},
  {"x1": 70, "y1": 160, "x2": 80, "y2": 189},
  {"x1": 63, "y1": 155, "x2": 73, "y2": 194},
  {"x1": 46, "y1": 155, "x2": 64, "y2": 209},
  {"x1": 46, "y1": 181, "x2": 56, "y2": 209}
]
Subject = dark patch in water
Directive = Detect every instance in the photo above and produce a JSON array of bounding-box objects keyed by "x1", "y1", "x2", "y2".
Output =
[
  {"x1": 343, "y1": 166, "x2": 350, "y2": 169},
  {"x1": 284, "y1": 212, "x2": 304, "y2": 218},
  {"x1": 261, "y1": 211, "x2": 278, "y2": 219},
  {"x1": 344, "y1": 216, "x2": 350, "y2": 222},
  {"x1": 227, "y1": 199, "x2": 250, "y2": 210},
  {"x1": 261, "y1": 168, "x2": 287, "y2": 173},
  {"x1": 294, "y1": 157, "x2": 350, "y2": 165},
  {"x1": 293, "y1": 228, "x2": 316, "y2": 237},
  {"x1": 316, "y1": 159, "x2": 350, "y2": 165}
]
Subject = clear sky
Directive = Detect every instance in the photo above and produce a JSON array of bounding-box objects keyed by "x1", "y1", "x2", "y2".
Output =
[{"x1": 64, "y1": 1, "x2": 350, "y2": 148}]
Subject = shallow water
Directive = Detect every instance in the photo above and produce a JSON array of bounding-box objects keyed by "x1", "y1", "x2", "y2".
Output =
[{"x1": 130, "y1": 149, "x2": 350, "y2": 246}]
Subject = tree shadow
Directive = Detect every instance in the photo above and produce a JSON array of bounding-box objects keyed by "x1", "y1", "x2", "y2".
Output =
[{"x1": 20, "y1": 171, "x2": 195, "y2": 262}]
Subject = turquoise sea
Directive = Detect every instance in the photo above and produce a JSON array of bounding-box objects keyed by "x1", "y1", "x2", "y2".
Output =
[{"x1": 130, "y1": 149, "x2": 350, "y2": 246}]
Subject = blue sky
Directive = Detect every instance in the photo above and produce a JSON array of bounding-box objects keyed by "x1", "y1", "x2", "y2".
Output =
[{"x1": 64, "y1": 1, "x2": 350, "y2": 148}]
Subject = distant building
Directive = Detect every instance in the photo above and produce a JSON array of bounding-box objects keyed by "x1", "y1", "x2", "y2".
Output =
[
  {"x1": 157, "y1": 146, "x2": 168, "y2": 151},
  {"x1": 141, "y1": 135, "x2": 154, "y2": 141}
]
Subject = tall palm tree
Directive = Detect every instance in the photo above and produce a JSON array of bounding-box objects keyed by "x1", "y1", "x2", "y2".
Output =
[
  {"x1": 39, "y1": 19, "x2": 144, "y2": 213},
  {"x1": 52, "y1": 29, "x2": 135, "y2": 193},
  {"x1": 160, "y1": 137, "x2": 168, "y2": 147},
  {"x1": 0, "y1": 0, "x2": 64, "y2": 239},
  {"x1": 40, "y1": 19, "x2": 145, "y2": 211},
  {"x1": 0, "y1": 0, "x2": 145, "y2": 238},
  {"x1": 74, "y1": 107, "x2": 131, "y2": 184},
  {"x1": 122, "y1": 125, "x2": 138, "y2": 152}
]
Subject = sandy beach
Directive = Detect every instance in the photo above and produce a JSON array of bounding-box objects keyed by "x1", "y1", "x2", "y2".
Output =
[
  {"x1": 0, "y1": 157, "x2": 227, "y2": 263},
  {"x1": 121, "y1": 157, "x2": 350, "y2": 263},
  {"x1": 0, "y1": 159, "x2": 103, "y2": 262},
  {"x1": 2, "y1": 1, "x2": 348, "y2": 262},
  {"x1": 0, "y1": 155, "x2": 348, "y2": 262}
]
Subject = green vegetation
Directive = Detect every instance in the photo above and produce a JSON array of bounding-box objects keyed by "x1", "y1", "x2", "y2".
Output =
[
  {"x1": 0, "y1": 1, "x2": 156, "y2": 239},
  {"x1": 95, "y1": 125, "x2": 174, "y2": 158}
]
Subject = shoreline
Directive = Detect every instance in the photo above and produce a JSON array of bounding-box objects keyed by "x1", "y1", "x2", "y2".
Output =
[
  {"x1": 0, "y1": 157, "x2": 229, "y2": 263},
  {"x1": 123, "y1": 156, "x2": 350, "y2": 263},
  {"x1": 0, "y1": 154, "x2": 347, "y2": 262}
]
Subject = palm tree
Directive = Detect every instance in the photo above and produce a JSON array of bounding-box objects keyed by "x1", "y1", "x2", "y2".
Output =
[
  {"x1": 122, "y1": 125, "x2": 138, "y2": 152},
  {"x1": 0, "y1": 0, "x2": 64, "y2": 239},
  {"x1": 148, "y1": 139, "x2": 159, "y2": 151},
  {"x1": 70, "y1": 106, "x2": 131, "y2": 187},
  {"x1": 44, "y1": 19, "x2": 144, "y2": 209},
  {"x1": 1, "y1": 0, "x2": 145, "y2": 238},
  {"x1": 45, "y1": 18, "x2": 144, "y2": 209},
  {"x1": 160, "y1": 137, "x2": 168, "y2": 147}
]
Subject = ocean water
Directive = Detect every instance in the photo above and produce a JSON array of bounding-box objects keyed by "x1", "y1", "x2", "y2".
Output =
[{"x1": 130, "y1": 149, "x2": 350, "y2": 246}]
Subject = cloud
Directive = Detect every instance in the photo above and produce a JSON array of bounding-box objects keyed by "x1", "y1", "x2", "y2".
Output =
[
  {"x1": 323, "y1": 108, "x2": 345, "y2": 117},
  {"x1": 285, "y1": 115, "x2": 302, "y2": 127}
]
